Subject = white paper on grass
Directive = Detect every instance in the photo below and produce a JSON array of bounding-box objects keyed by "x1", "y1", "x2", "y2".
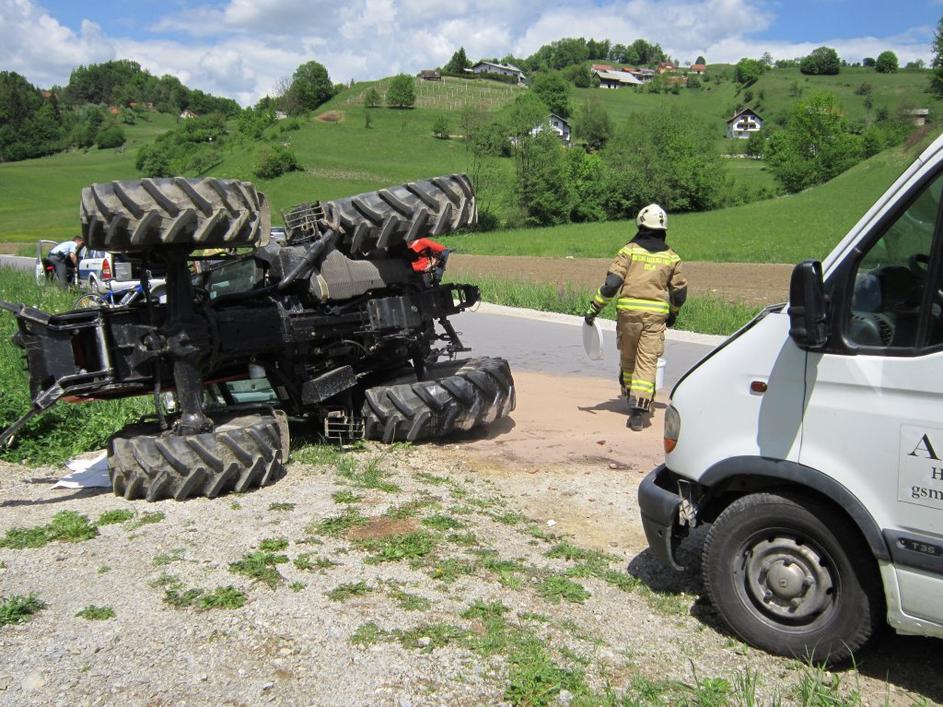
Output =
[
  {"x1": 582, "y1": 320, "x2": 605, "y2": 360},
  {"x1": 53, "y1": 451, "x2": 111, "y2": 489}
]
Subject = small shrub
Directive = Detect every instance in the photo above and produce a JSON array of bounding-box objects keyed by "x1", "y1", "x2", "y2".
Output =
[
  {"x1": 75, "y1": 605, "x2": 115, "y2": 621},
  {"x1": 254, "y1": 144, "x2": 300, "y2": 179},
  {"x1": 351, "y1": 622, "x2": 385, "y2": 646},
  {"x1": 96, "y1": 125, "x2": 126, "y2": 149},
  {"x1": 331, "y1": 491, "x2": 362, "y2": 505},
  {"x1": 0, "y1": 594, "x2": 46, "y2": 626},
  {"x1": 164, "y1": 585, "x2": 246, "y2": 610},
  {"x1": 432, "y1": 115, "x2": 449, "y2": 139}
]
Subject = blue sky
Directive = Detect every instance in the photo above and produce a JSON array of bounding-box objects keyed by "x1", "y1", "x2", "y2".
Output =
[{"x1": 2, "y1": 0, "x2": 939, "y2": 104}]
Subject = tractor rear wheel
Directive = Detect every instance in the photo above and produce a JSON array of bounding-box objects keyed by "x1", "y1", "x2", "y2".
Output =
[
  {"x1": 108, "y1": 409, "x2": 289, "y2": 502},
  {"x1": 81, "y1": 177, "x2": 269, "y2": 253},
  {"x1": 362, "y1": 357, "x2": 514, "y2": 443},
  {"x1": 287, "y1": 174, "x2": 476, "y2": 256}
]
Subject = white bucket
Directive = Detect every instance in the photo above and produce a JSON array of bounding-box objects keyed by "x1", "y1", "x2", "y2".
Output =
[{"x1": 656, "y1": 357, "x2": 666, "y2": 391}]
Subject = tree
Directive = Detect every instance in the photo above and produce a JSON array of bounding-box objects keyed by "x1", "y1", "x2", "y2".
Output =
[
  {"x1": 518, "y1": 130, "x2": 574, "y2": 225},
  {"x1": 254, "y1": 144, "x2": 300, "y2": 179},
  {"x1": 564, "y1": 63, "x2": 592, "y2": 88},
  {"x1": 875, "y1": 51, "x2": 898, "y2": 73},
  {"x1": 602, "y1": 105, "x2": 724, "y2": 216},
  {"x1": 531, "y1": 72, "x2": 571, "y2": 118},
  {"x1": 800, "y1": 47, "x2": 841, "y2": 75},
  {"x1": 695, "y1": 55, "x2": 706, "y2": 65},
  {"x1": 574, "y1": 99, "x2": 612, "y2": 150},
  {"x1": 933, "y1": 15, "x2": 943, "y2": 97},
  {"x1": 862, "y1": 57, "x2": 876, "y2": 68},
  {"x1": 432, "y1": 115, "x2": 449, "y2": 139},
  {"x1": 386, "y1": 74, "x2": 416, "y2": 108},
  {"x1": 765, "y1": 92, "x2": 862, "y2": 192},
  {"x1": 761, "y1": 52, "x2": 774, "y2": 67},
  {"x1": 285, "y1": 61, "x2": 334, "y2": 114},
  {"x1": 444, "y1": 48, "x2": 470, "y2": 75},
  {"x1": 906, "y1": 59, "x2": 926, "y2": 70},
  {"x1": 735, "y1": 58, "x2": 765, "y2": 85},
  {"x1": 0, "y1": 71, "x2": 63, "y2": 162},
  {"x1": 363, "y1": 87, "x2": 381, "y2": 108}
]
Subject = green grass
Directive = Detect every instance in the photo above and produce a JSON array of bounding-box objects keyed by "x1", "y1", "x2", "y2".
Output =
[
  {"x1": 126, "y1": 511, "x2": 165, "y2": 529},
  {"x1": 309, "y1": 508, "x2": 368, "y2": 537},
  {"x1": 450, "y1": 274, "x2": 758, "y2": 335},
  {"x1": 268, "y1": 502, "x2": 295, "y2": 512},
  {"x1": 96, "y1": 509, "x2": 135, "y2": 526},
  {"x1": 0, "y1": 269, "x2": 151, "y2": 465},
  {"x1": 421, "y1": 514, "x2": 465, "y2": 531},
  {"x1": 326, "y1": 581, "x2": 373, "y2": 601},
  {"x1": 536, "y1": 575, "x2": 591, "y2": 604},
  {"x1": 0, "y1": 511, "x2": 98, "y2": 549},
  {"x1": 388, "y1": 586, "x2": 432, "y2": 611},
  {"x1": 293, "y1": 553, "x2": 337, "y2": 571},
  {"x1": 258, "y1": 538, "x2": 289, "y2": 552},
  {"x1": 164, "y1": 584, "x2": 246, "y2": 610},
  {"x1": 75, "y1": 605, "x2": 115, "y2": 621},
  {"x1": 442, "y1": 138, "x2": 932, "y2": 264},
  {"x1": 0, "y1": 594, "x2": 46, "y2": 626},
  {"x1": 152, "y1": 549, "x2": 184, "y2": 566},
  {"x1": 228, "y1": 550, "x2": 288, "y2": 589},
  {"x1": 360, "y1": 531, "x2": 438, "y2": 563},
  {"x1": 0, "y1": 113, "x2": 178, "y2": 241}
]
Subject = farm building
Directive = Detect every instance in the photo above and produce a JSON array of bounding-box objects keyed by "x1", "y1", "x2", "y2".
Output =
[
  {"x1": 726, "y1": 108, "x2": 763, "y2": 139},
  {"x1": 656, "y1": 62, "x2": 678, "y2": 74},
  {"x1": 471, "y1": 61, "x2": 526, "y2": 84},
  {"x1": 594, "y1": 69, "x2": 643, "y2": 89},
  {"x1": 530, "y1": 114, "x2": 571, "y2": 144},
  {"x1": 689, "y1": 63, "x2": 706, "y2": 74},
  {"x1": 179, "y1": 109, "x2": 199, "y2": 120},
  {"x1": 904, "y1": 108, "x2": 929, "y2": 126},
  {"x1": 418, "y1": 69, "x2": 442, "y2": 81}
]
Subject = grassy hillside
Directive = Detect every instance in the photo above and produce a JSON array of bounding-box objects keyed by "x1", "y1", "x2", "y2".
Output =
[
  {"x1": 440, "y1": 136, "x2": 934, "y2": 264},
  {"x1": 575, "y1": 66, "x2": 942, "y2": 134},
  {"x1": 0, "y1": 68, "x2": 936, "y2": 247},
  {"x1": 0, "y1": 113, "x2": 177, "y2": 241}
]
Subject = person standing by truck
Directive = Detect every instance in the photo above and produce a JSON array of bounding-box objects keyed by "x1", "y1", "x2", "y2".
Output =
[
  {"x1": 583, "y1": 204, "x2": 687, "y2": 431},
  {"x1": 47, "y1": 235, "x2": 85, "y2": 286}
]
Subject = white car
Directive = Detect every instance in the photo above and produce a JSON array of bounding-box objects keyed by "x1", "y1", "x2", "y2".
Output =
[{"x1": 77, "y1": 249, "x2": 133, "y2": 289}]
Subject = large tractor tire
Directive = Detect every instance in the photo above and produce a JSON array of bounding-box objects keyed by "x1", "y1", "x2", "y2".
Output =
[
  {"x1": 301, "y1": 174, "x2": 476, "y2": 256},
  {"x1": 362, "y1": 357, "x2": 514, "y2": 443},
  {"x1": 108, "y1": 410, "x2": 288, "y2": 502},
  {"x1": 81, "y1": 177, "x2": 270, "y2": 253}
]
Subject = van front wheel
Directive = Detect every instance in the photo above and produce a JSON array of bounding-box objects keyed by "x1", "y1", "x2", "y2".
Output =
[{"x1": 702, "y1": 492, "x2": 882, "y2": 664}]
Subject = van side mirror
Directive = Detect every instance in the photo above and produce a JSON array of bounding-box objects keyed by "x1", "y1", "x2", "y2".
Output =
[{"x1": 788, "y1": 260, "x2": 828, "y2": 350}]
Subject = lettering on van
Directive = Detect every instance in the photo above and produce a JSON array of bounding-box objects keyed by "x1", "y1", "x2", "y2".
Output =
[{"x1": 899, "y1": 426, "x2": 943, "y2": 510}]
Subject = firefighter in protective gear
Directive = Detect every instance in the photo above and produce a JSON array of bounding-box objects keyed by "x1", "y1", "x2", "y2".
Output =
[{"x1": 584, "y1": 204, "x2": 687, "y2": 431}]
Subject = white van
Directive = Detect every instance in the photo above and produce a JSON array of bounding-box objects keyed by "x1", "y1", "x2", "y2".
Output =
[{"x1": 640, "y1": 133, "x2": 943, "y2": 663}]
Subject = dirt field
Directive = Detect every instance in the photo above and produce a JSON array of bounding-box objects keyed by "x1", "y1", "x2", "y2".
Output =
[
  {"x1": 450, "y1": 255, "x2": 793, "y2": 307},
  {"x1": 1, "y1": 371, "x2": 940, "y2": 705}
]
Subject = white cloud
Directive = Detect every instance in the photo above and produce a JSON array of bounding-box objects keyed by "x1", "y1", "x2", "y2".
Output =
[{"x1": 0, "y1": 0, "x2": 935, "y2": 105}]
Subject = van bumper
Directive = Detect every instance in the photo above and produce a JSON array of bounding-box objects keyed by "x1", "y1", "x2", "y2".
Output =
[{"x1": 638, "y1": 464, "x2": 685, "y2": 571}]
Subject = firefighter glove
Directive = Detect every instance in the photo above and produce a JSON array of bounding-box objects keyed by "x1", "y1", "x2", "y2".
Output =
[
  {"x1": 585, "y1": 301, "x2": 603, "y2": 325},
  {"x1": 666, "y1": 312, "x2": 677, "y2": 328}
]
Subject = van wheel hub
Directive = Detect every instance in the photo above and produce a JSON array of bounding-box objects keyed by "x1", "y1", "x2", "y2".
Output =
[{"x1": 744, "y1": 536, "x2": 833, "y2": 620}]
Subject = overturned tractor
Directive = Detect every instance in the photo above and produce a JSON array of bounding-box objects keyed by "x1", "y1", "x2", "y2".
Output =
[{"x1": 0, "y1": 175, "x2": 514, "y2": 501}]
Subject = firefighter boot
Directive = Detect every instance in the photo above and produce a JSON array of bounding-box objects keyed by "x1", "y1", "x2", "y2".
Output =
[{"x1": 628, "y1": 408, "x2": 645, "y2": 431}]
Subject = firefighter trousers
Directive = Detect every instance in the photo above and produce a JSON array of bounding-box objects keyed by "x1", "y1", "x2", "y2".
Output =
[{"x1": 616, "y1": 310, "x2": 666, "y2": 412}]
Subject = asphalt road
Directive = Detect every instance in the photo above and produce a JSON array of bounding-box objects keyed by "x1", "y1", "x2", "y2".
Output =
[
  {"x1": 452, "y1": 303, "x2": 722, "y2": 392},
  {"x1": 0, "y1": 255, "x2": 34, "y2": 272}
]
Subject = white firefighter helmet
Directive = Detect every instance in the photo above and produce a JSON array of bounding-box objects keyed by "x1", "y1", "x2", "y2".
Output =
[{"x1": 636, "y1": 204, "x2": 667, "y2": 230}]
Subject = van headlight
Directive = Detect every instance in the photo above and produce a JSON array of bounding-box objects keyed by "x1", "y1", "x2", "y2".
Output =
[{"x1": 664, "y1": 404, "x2": 681, "y2": 454}]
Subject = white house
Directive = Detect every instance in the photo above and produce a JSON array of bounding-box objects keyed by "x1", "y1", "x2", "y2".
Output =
[
  {"x1": 530, "y1": 114, "x2": 571, "y2": 144},
  {"x1": 593, "y1": 69, "x2": 643, "y2": 89},
  {"x1": 471, "y1": 61, "x2": 526, "y2": 84},
  {"x1": 725, "y1": 108, "x2": 763, "y2": 139}
]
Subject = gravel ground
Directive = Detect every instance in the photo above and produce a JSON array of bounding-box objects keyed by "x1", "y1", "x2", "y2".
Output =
[{"x1": 0, "y1": 440, "x2": 941, "y2": 706}]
